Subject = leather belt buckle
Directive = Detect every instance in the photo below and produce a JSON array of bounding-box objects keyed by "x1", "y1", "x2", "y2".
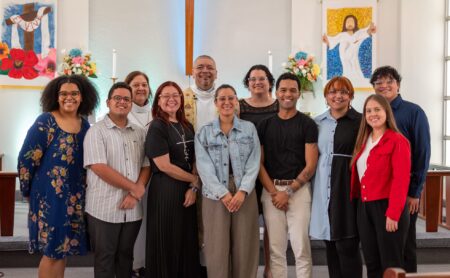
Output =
[{"x1": 274, "y1": 179, "x2": 294, "y2": 186}]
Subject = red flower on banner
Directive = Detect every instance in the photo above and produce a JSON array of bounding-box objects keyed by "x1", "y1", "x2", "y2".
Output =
[{"x1": 1, "y1": 48, "x2": 39, "y2": 79}]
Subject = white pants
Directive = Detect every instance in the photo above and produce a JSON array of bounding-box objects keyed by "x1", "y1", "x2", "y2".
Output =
[
  {"x1": 262, "y1": 182, "x2": 312, "y2": 278},
  {"x1": 132, "y1": 187, "x2": 148, "y2": 269}
]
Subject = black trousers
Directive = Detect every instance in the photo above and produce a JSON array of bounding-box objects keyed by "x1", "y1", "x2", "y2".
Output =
[
  {"x1": 86, "y1": 213, "x2": 142, "y2": 278},
  {"x1": 404, "y1": 211, "x2": 418, "y2": 272},
  {"x1": 325, "y1": 237, "x2": 362, "y2": 278},
  {"x1": 357, "y1": 199, "x2": 409, "y2": 278}
]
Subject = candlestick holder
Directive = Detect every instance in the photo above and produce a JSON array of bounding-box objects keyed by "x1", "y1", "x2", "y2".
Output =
[{"x1": 111, "y1": 77, "x2": 118, "y2": 84}]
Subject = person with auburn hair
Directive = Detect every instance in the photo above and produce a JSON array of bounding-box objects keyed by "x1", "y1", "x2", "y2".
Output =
[
  {"x1": 18, "y1": 74, "x2": 99, "y2": 278},
  {"x1": 145, "y1": 81, "x2": 201, "y2": 278},
  {"x1": 310, "y1": 76, "x2": 362, "y2": 278},
  {"x1": 350, "y1": 94, "x2": 411, "y2": 278}
]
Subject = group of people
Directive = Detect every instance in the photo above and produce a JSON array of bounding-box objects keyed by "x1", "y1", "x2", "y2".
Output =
[{"x1": 18, "y1": 53, "x2": 430, "y2": 278}]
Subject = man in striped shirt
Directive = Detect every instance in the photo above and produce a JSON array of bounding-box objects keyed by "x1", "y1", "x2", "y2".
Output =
[{"x1": 84, "y1": 82, "x2": 151, "y2": 278}]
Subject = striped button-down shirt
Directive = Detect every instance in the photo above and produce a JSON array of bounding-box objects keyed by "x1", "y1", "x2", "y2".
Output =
[{"x1": 84, "y1": 115, "x2": 149, "y2": 223}]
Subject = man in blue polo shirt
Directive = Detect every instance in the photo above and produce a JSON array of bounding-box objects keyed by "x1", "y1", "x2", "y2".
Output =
[{"x1": 370, "y1": 66, "x2": 431, "y2": 273}]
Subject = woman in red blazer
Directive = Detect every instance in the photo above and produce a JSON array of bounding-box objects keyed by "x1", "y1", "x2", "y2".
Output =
[{"x1": 350, "y1": 94, "x2": 411, "y2": 278}]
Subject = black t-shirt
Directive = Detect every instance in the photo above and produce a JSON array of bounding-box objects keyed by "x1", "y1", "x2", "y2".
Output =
[
  {"x1": 145, "y1": 118, "x2": 195, "y2": 173},
  {"x1": 239, "y1": 98, "x2": 279, "y2": 127},
  {"x1": 257, "y1": 111, "x2": 318, "y2": 179}
]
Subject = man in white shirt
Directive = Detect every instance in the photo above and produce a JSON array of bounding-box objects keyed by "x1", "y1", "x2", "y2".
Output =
[
  {"x1": 183, "y1": 55, "x2": 218, "y2": 277},
  {"x1": 184, "y1": 55, "x2": 218, "y2": 130},
  {"x1": 84, "y1": 82, "x2": 151, "y2": 278}
]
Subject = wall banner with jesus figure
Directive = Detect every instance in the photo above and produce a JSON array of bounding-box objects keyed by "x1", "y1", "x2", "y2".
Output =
[
  {"x1": 322, "y1": 0, "x2": 377, "y2": 91},
  {"x1": 0, "y1": 0, "x2": 56, "y2": 89}
]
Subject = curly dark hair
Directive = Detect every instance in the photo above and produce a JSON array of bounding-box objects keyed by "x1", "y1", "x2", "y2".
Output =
[
  {"x1": 152, "y1": 81, "x2": 192, "y2": 131},
  {"x1": 242, "y1": 64, "x2": 275, "y2": 92},
  {"x1": 370, "y1": 66, "x2": 402, "y2": 86},
  {"x1": 40, "y1": 75, "x2": 99, "y2": 116}
]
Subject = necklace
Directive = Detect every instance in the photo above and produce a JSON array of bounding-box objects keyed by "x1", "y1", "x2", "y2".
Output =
[{"x1": 169, "y1": 122, "x2": 193, "y2": 169}]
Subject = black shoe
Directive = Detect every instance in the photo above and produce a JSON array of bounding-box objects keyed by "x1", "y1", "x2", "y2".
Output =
[
  {"x1": 200, "y1": 265, "x2": 207, "y2": 278},
  {"x1": 131, "y1": 267, "x2": 145, "y2": 277}
]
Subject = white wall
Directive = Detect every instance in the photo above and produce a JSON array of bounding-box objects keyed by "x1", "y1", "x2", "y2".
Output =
[
  {"x1": 0, "y1": 1, "x2": 89, "y2": 171},
  {"x1": 89, "y1": 0, "x2": 292, "y2": 117},
  {"x1": 399, "y1": 0, "x2": 444, "y2": 164},
  {"x1": 0, "y1": 0, "x2": 445, "y2": 170}
]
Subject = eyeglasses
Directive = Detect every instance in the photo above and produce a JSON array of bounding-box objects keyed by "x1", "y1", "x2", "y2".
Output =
[
  {"x1": 374, "y1": 79, "x2": 396, "y2": 87},
  {"x1": 58, "y1": 91, "x2": 80, "y2": 98},
  {"x1": 248, "y1": 77, "x2": 268, "y2": 83},
  {"x1": 216, "y1": 96, "x2": 236, "y2": 102},
  {"x1": 328, "y1": 89, "x2": 350, "y2": 96},
  {"x1": 111, "y1": 95, "x2": 131, "y2": 103},
  {"x1": 130, "y1": 83, "x2": 149, "y2": 89},
  {"x1": 159, "y1": 94, "x2": 181, "y2": 100}
]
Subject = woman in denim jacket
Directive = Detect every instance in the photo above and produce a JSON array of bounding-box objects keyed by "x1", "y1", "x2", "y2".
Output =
[{"x1": 195, "y1": 84, "x2": 261, "y2": 278}]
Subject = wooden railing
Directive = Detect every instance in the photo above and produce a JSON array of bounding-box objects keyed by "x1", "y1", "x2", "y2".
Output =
[
  {"x1": 419, "y1": 165, "x2": 450, "y2": 232},
  {"x1": 384, "y1": 268, "x2": 450, "y2": 278},
  {"x1": 0, "y1": 172, "x2": 17, "y2": 236}
]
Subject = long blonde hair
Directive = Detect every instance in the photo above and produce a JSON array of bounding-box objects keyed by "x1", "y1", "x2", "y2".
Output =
[{"x1": 351, "y1": 94, "x2": 400, "y2": 166}]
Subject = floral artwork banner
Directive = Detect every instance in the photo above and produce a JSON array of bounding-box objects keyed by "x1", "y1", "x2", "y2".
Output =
[
  {"x1": 0, "y1": 0, "x2": 56, "y2": 89},
  {"x1": 322, "y1": 0, "x2": 377, "y2": 90}
]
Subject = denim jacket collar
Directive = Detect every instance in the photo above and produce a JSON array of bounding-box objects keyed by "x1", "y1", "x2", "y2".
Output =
[{"x1": 211, "y1": 115, "x2": 243, "y2": 137}]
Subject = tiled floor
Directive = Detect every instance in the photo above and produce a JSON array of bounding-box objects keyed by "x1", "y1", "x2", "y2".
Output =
[
  {"x1": 1, "y1": 265, "x2": 450, "y2": 278},
  {"x1": 2, "y1": 201, "x2": 450, "y2": 277}
]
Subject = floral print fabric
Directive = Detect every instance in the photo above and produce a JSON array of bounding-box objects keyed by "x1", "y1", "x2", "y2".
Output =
[{"x1": 18, "y1": 112, "x2": 89, "y2": 259}]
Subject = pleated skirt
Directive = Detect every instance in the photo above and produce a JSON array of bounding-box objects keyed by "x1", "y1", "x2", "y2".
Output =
[{"x1": 145, "y1": 172, "x2": 200, "y2": 278}]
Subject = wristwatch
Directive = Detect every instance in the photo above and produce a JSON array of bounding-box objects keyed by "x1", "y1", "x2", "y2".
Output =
[
  {"x1": 285, "y1": 186, "x2": 294, "y2": 197},
  {"x1": 190, "y1": 185, "x2": 199, "y2": 193}
]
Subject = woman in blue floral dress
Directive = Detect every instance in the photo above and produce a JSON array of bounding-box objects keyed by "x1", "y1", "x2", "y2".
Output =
[{"x1": 18, "y1": 75, "x2": 99, "y2": 277}]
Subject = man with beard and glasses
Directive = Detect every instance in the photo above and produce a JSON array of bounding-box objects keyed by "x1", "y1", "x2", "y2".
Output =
[
  {"x1": 184, "y1": 55, "x2": 218, "y2": 131},
  {"x1": 183, "y1": 55, "x2": 218, "y2": 277}
]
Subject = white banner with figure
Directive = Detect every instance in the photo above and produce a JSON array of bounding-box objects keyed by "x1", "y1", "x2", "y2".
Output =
[{"x1": 322, "y1": 0, "x2": 377, "y2": 90}]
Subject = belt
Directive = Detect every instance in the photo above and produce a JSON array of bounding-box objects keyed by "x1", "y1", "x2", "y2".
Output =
[{"x1": 273, "y1": 179, "x2": 294, "y2": 186}]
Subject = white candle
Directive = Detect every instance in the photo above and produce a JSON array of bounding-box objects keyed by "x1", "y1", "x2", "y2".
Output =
[
  {"x1": 268, "y1": 50, "x2": 273, "y2": 73},
  {"x1": 112, "y1": 49, "x2": 117, "y2": 78}
]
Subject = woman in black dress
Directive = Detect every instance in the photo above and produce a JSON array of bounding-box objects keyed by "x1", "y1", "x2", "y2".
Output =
[
  {"x1": 145, "y1": 81, "x2": 201, "y2": 278},
  {"x1": 239, "y1": 64, "x2": 278, "y2": 278},
  {"x1": 310, "y1": 76, "x2": 362, "y2": 278}
]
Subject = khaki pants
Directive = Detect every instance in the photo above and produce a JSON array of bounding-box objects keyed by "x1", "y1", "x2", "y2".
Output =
[
  {"x1": 262, "y1": 182, "x2": 312, "y2": 278},
  {"x1": 202, "y1": 178, "x2": 259, "y2": 278}
]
